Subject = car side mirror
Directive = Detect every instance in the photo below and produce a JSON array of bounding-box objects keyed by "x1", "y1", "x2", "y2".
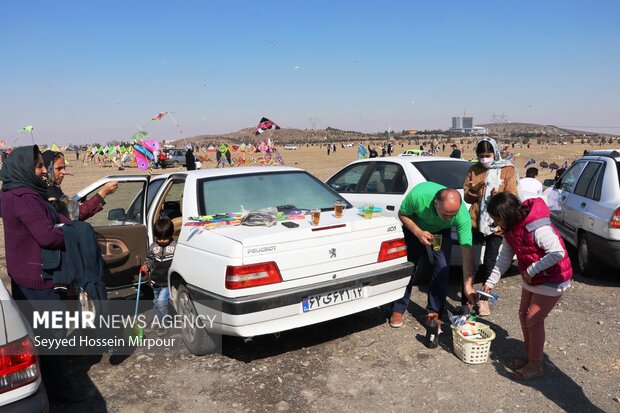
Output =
[
  {"x1": 542, "y1": 179, "x2": 555, "y2": 187},
  {"x1": 108, "y1": 208, "x2": 127, "y2": 221}
]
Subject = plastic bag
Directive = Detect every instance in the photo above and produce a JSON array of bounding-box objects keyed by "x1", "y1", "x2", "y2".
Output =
[{"x1": 241, "y1": 206, "x2": 277, "y2": 227}]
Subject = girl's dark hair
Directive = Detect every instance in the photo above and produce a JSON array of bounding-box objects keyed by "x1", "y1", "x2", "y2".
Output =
[
  {"x1": 33, "y1": 145, "x2": 42, "y2": 163},
  {"x1": 476, "y1": 140, "x2": 494, "y2": 156},
  {"x1": 153, "y1": 216, "x2": 174, "y2": 239},
  {"x1": 487, "y1": 192, "x2": 529, "y2": 231}
]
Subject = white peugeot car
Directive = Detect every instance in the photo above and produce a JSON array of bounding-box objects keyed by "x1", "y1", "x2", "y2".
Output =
[{"x1": 75, "y1": 167, "x2": 413, "y2": 355}]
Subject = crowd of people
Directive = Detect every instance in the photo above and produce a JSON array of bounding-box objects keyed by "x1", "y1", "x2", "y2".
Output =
[
  {"x1": 389, "y1": 137, "x2": 571, "y2": 380},
  {"x1": 0, "y1": 136, "x2": 575, "y2": 407}
]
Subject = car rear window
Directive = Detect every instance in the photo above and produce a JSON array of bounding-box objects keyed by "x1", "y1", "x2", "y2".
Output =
[
  {"x1": 412, "y1": 161, "x2": 471, "y2": 189},
  {"x1": 198, "y1": 171, "x2": 346, "y2": 215},
  {"x1": 616, "y1": 161, "x2": 620, "y2": 188}
]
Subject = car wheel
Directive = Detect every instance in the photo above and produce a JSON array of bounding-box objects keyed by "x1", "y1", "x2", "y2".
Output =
[
  {"x1": 176, "y1": 284, "x2": 217, "y2": 355},
  {"x1": 577, "y1": 233, "x2": 599, "y2": 277},
  {"x1": 172, "y1": 161, "x2": 179, "y2": 168}
]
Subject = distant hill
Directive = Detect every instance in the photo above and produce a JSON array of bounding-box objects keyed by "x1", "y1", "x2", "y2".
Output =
[
  {"x1": 172, "y1": 123, "x2": 614, "y2": 147},
  {"x1": 173, "y1": 127, "x2": 379, "y2": 147},
  {"x1": 479, "y1": 123, "x2": 611, "y2": 137}
]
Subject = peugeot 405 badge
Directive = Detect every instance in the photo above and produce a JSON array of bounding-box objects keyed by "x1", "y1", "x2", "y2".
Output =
[{"x1": 329, "y1": 248, "x2": 336, "y2": 258}]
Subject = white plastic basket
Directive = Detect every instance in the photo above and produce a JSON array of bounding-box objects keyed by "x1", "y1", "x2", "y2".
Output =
[{"x1": 451, "y1": 322, "x2": 496, "y2": 364}]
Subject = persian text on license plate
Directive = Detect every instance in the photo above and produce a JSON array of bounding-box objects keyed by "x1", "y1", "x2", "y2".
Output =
[{"x1": 302, "y1": 285, "x2": 364, "y2": 313}]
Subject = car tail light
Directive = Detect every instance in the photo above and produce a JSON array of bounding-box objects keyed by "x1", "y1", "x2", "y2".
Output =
[
  {"x1": 609, "y1": 207, "x2": 620, "y2": 229},
  {"x1": 226, "y1": 262, "x2": 283, "y2": 289},
  {"x1": 0, "y1": 336, "x2": 40, "y2": 394},
  {"x1": 378, "y1": 238, "x2": 408, "y2": 262}
]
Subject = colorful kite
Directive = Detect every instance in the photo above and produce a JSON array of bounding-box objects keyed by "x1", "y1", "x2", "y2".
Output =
[
  {"x1": 357, "y1": 143, "x2": 368, "y2": 159},
  {"x1": 18, "y1": 125, "x2": 34, "y2": 133},
  {"x1": 524, "y1": 158, "x2": 536, "y2": 169},
  {"x1": 152, "y1": 112, "x2": 168, "y2": 121},
  {"x1": 255, "y1": 117, "x2": 280, "y2": 135}
]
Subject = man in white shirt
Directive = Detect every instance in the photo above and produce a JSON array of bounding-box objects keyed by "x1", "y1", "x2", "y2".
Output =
[{"x1": 520, "y1": 167, "x2": 543, "y2": 195}]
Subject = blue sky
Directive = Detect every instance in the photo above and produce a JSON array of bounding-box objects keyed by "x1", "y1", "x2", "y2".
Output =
[{"x1": 1, "y1": 0, "x2": 619, "y2": 145}]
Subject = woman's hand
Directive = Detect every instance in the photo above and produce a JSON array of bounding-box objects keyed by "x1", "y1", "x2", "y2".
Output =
[
  {"x1": 98, "y1": 181, "x2": 119, "y2": 198},
  {"x1": 140, "y1": 264, "x2": 150, "y2": 275},
  {"x1": 481, "y1": 284, "x2": 493, "y2": 293},
  {"x1": 521, "y1": 272, "x2": 533, "y2": 284}
]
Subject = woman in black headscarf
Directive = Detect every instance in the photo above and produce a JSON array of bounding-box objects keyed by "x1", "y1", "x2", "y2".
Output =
[{"x1": 41, "y1": 150, "x2": 118, "y2": 220}]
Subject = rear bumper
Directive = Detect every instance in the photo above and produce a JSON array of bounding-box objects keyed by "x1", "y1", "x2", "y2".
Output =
[
  {"x1": 1, "y1": 380, "x2": 48, "y2": 413},
  {"x1": 589, "y1": 232, "x2": 620, "y2": 268},
  {"x1": 187, "y1": 261, "x2": 413, "y2": 337}
]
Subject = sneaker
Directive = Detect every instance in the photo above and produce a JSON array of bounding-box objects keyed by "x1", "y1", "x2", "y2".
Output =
[
  {"x1": 389, "y1": 312, "x2": 404, "y2": 328},
  {"x1": 477, "y1": 300, "x2": 491, "y2": 317},
  {"x1": 425, "y1": 313, "x2": 440, "y2": 349}
]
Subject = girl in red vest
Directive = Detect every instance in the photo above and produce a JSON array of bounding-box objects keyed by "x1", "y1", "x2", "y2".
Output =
[{"x1": 483, "y1": 192, "x2": 572, "y2": 380}]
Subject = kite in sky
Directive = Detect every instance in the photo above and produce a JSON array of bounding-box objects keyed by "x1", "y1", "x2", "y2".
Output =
[
  {"x1": 152, "y1": 112, "x2": 168, "y2": 121},
  {"x1": 255, "y1": 117, "x2": 280, "y2": 135}
]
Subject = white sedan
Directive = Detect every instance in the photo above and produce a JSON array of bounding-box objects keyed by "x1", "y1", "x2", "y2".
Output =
[
  {"x1": 326, "y1": 156, "x2": 475, "y2": 282},
  {"x1": 75, "y1": 167, "x2": 413, "y2": 355}
]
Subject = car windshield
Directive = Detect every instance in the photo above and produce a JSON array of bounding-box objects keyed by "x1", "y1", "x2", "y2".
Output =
[
  {"x1": 198, "y1": 171, "x2": 346, "y2": 215},
  {"x1": 412, "y1": 161, "x2": 471, "y2": 189}
]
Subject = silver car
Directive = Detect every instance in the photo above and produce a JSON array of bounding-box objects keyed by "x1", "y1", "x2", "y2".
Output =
[{"x1": 548, "y1": 149, "x2": 620, "y2": 276}]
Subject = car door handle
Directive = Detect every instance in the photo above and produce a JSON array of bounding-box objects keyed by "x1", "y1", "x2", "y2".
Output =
[
  {"x1": 580, "y1": 202, "x2": 586, "y2": 208},
  {"x1": 386, "y1": 205, "x2": 395, "y2": 211}
]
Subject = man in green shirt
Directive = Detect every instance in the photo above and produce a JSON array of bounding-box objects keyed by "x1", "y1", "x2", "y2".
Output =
[{"x1": 389, "y1": 182, "x2": 476, "y2": 348}]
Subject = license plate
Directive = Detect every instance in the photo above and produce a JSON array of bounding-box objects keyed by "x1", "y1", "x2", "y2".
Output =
[{"x1": 302, "y1": 285, "x2": 364, "y2": 313}]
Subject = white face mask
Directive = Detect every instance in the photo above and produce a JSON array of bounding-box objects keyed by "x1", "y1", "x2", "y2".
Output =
[{"x1": 478, "y1": 156, "x2": 494, "y2": 168}]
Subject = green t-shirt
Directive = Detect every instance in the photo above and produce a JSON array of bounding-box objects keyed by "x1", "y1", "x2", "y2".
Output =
[{"x1": 399, "y1": 181, "x2": 473, "y2": 247}]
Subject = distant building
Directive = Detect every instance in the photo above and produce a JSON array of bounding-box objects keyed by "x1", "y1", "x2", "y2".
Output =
[{"x1": 449, "y1": 116, "x2": 487, "y2": 134}]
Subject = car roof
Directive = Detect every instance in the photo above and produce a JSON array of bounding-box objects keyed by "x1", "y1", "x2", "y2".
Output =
[
  {"x1": 346, "y1": 156, "x2": 471, "y2": 166},
  {"x1": 582, "y1": 149, "x2": 620, "y2": 160},
  {"x1": 154, "y1": 166, "x2": 304, "y2": 180}
]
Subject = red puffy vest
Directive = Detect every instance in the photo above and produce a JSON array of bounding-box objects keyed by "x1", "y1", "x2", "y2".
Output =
[{"x1": 504, "y1": 198, "x2": 572, "y2": 285}]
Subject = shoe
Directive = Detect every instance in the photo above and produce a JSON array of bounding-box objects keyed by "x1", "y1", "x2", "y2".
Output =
[
  {"x1": 389, "y1": 312, "x2": 404, "y2": 328},
  {"x1": 425, "y1": 313, "x2": 440, "y2": 349},
  {"x1": 477, "y1": 300, "x2": 491, "y2": 317}
]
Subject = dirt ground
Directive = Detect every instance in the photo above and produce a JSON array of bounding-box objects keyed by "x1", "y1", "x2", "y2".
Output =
[{"x1": 1, "y1": 140, "x2": 619, "y2": 412}]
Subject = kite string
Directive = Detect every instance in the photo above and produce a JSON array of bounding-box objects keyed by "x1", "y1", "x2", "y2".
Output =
[{"x1": 167, "y1": 112, "x2": 188, "y2": 146}]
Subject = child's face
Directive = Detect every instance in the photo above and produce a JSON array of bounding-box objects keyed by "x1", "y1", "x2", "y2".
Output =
[
  {"x1": 490, "y1": 214, "x2": 505, "y2": 231},
  {"x1": 156, "y1": 237, "x2": 173, "y2": 247}
]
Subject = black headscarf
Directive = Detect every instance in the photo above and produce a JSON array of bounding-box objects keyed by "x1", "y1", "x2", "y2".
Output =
[
  {"x1": 0, "y1": 145, "x2": 48, "y2": 198},
  {"x1": 41, "y1": 150, "x2": 66, "y2": 200},
  {"x1": 40, "y1": 150, "x2": 69, "y2": 216}
]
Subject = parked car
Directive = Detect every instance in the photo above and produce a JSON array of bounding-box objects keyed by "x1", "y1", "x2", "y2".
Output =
[
  {"x1": 547, "y1": 149, "x2": 620, "y2": 276},
  {"x1": 325, "y1": 156, "x2": 474, "y2": 281},
  {"x1": 0, "y1": 282, "x2": 48, "y2": 411},
  {"x1": 74, "y1": 167, "x2": 413, "y2": 355},
  {"x1": 160, "y1": 148, "x2": 187, "y2": 168}
]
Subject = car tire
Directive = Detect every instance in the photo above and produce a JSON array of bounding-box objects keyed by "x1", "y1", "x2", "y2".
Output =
[
  {"x1": 577, "y1": 232, "x2": 600, "y2": 277},
  {"x1": 172, "y1": 161, "x2": 179, "y2": 168},
  {"x1": 176, "y1": 284, "x2": 217, "y2": 355}
]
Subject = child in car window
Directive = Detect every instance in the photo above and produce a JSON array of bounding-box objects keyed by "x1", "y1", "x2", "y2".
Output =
[{"x1": 140, "y1": 217, "x2": 177, "y2": 337}]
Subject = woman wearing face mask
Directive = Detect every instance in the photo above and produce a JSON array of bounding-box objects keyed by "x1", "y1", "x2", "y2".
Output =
[
  {"x1": 462, "y1": 138, "x2": 518, "y2": 315},
  {"x1": 42, "y1": 150, "x2": 118, "y2": 220}
]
